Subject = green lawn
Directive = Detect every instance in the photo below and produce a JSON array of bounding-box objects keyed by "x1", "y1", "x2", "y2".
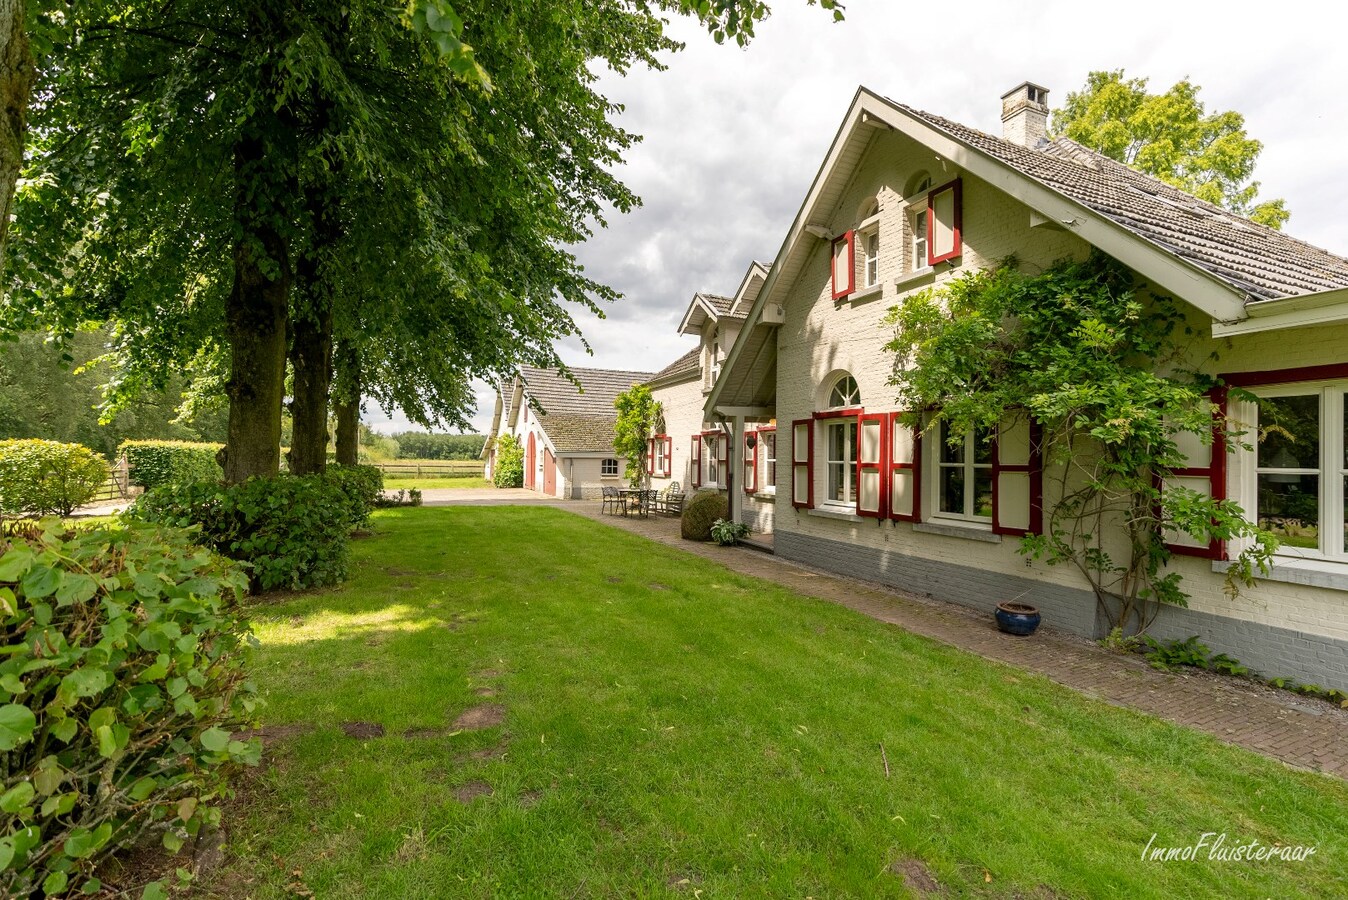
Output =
[
  {"x1": 204, "y1": 507, "x2": 1348, "y2": 898},
  {"x1": 382, "y1": 476, "x2": 490, "y2": 490}
]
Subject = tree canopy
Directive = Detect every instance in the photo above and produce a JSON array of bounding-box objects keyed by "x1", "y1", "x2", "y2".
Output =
[{"x1": 1052, "y1": 70, "x2": 1289, "y2": 229}]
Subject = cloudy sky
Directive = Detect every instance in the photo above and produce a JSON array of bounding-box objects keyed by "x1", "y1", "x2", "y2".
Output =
[{"x1": 367, "y1": 0, "x2": 1348, "y2": 435}]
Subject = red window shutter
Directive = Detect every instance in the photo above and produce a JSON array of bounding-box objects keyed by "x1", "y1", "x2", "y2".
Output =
[
  {"x1": 1163, "y1": 387, "x2": 1228, "y2": 560},
  {"x1": 831, "y1": 231, "x2": 855, "y2": 300},
  {"x1": 663, "y1": 436, "x2": 672, "y2": 477},
  {"x1": 791, "y1": 418, "x2": 813, "y2": 509},
  {"x1": 744, "y1": 431, "x2": 758, "y2": 493},
  {"x1": 991, "y1": 416, "x2": 1043, "y2": 537},
  {"x1": 927, "y1": 179, "x2": 962, "y2": 266},
  {"x1": 691, "y1": 435, "x2": 701, "y2": 487},
  {"x1": 887, "y1": 413, "x2": 921, "y2": 522},
  {"x1": 646, "y1": 438, "x2": 655, "y2": 475},
  {"x1": 857, "y1": 413, "x2": 887, "y2": 517}
]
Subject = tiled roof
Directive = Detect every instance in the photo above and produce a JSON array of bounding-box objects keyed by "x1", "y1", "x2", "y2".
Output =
[
  {"x1": 649, "y1": 346, "x2": 700, "y2": 383},
  {"x1": 533, "y1": 413, "x2": 621, "y2": 454},
  {"x1": 897, "y1": 104, "x2": 1348, "y2": 301},
  {"x1": 518, "y1": 365, "x2": 653, "y2": 453}
]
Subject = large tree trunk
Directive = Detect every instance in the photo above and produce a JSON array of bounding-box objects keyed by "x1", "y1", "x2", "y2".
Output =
[
  {"x1": 287, "y1": 305, "x2": 332, "y2": 475},
  {"x1": 221, "y1": 135, "x2": 291, "y2": 485},
  {"x1": 0, "y1": 0, "x2": 34, "y2": 274},
  {"x1": 334, "y1": 341, "x2": 360, "y2": 466}
]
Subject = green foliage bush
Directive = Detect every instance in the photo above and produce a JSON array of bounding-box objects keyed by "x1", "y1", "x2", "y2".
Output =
[
  {"x1": 120, "y1": 440, "x2": 223, "y2": 490},
  {"x1": 0, "y1": 519, "x2": 259, "y2": 896},
  {"x1": 129, "y1": 475, "x2": 355, "y2": 591},
  {"x1": 322, "y1": 465, "x2": 385, "y2": 528},
  {"x1": 492, "y1": 435, "x2": 524, "y2": 489},
  {"x1": 709, "y1": 517, "x2": 749, "y2": 546},
  {"x1": 0, "y1": 439, "x2": 110, "y2": 517},
  {"x1": 680, "y1": 490, "x2": 728, "y2": 541}
]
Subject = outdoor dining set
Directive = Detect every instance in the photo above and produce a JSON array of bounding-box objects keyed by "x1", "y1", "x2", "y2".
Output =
[{"x1": 601, "y1": 482, "x2": 684, "y2": 518}]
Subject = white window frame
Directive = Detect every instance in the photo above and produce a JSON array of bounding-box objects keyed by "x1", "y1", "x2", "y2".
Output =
[
  {"x1": 903, "y1": 180, "x2": 932, "y2": 275},
  {"x1": 703, "y1": 434, "x2": 720, "y2": 487},
  {"x1": 857, "y1": 212, "x2": 881, "y2": 290},
  {"x1": 824, "y1": 419, "x2": 858, "y2": 507},
  {"x1": 1241, "y1": 381, "x2": 1347, "y2": 562},
  {"x1": 762, "y1": 430, "x2": 777, "y2": 495},
  {"x1": 601, "y1": 458, "x2": 620, "y2": 478},
  {"x1": 928, "y1": 420, "x2": 994, "y2": 526}
]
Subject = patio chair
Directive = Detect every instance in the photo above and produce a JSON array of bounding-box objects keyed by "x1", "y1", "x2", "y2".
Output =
[
  {"x1": 660, "y1": 482, "x2": 684, "y2": 516},
  {"x1": 601, "y1": 485, "x2": 626, "y2": 515}
]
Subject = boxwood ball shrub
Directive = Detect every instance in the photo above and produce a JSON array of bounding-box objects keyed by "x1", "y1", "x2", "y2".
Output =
[
  {"x1": 129, "y1": 474, "x2": 355, "y2": 591},
  {"x1": 0, "y1": 439, "x2": 111, "y2": 517},
  {"x1": 0, "y1": 519, "x2": 259, "y2": 897},
  {"x1": 680, "y1": 490, "x2": 729, "y2": 541},
  {"x1": 119, "y1": 440, "x2": 223, "y2": 490}
]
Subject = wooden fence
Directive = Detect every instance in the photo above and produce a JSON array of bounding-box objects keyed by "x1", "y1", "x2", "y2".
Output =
[{"x1": 374, "y1": 460, "x2": 482, "y2": 479}]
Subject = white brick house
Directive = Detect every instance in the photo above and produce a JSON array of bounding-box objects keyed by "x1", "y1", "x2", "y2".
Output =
[
  {"x1": 483, "y1": 366, "x2": 652, "y2": 499},
  {"x1": 703, "y1": 82, "x2": 1348, "y2": 690}
]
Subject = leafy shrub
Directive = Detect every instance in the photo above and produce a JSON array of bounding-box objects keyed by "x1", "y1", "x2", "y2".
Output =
[
  {"x1": 492, "y1": 435, "x2": 524, "y2": 489},
  {"x1": 323, "y1": 464, "x2": 384, "y2": 528},
  {"x1": 1141, "y1": 635, "x2": 1212, "y2": 670},
  {"x1": 374, "y1": 488, "x2": 423, "y2": 508},
  {"x1": 710, "y1": 518, "x2": 749, "y2": 546},
  {"x1": 0, "y1": 519, "x2": 259, "y2": 896},
  {"x1": 680, "y1": 490, "x2": 728, "y2": 541},
  {"x1": 0, "y1": 439, "x2": 111, "y2": 517},
  {"x1": 389, "y1": 432, "x2": 485, "y2": 460},
  {"x1": 128, "y1": 475, "x2": 354, "y2": 591},
  {"x1": 120, "y1": 440, "x2": 223, "y2": 490}
]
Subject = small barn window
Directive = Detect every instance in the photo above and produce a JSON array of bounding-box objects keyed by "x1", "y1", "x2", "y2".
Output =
[{"x1": 601, "y1": 458, "x2": 619, "y2": 477}]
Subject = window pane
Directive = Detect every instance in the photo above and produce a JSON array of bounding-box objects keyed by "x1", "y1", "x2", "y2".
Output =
[
  {"x1": 940, "y1": 421, "x2": 964, "y2": 463},
  {"x1": 830, "y1": 423, "x2": 845, "y2": 461},
  {"x1": 828, "y1": 462, "x2": 845, "y2": 502},
  {"x1": 974, "y1": 468, "x2": 994, "y2": 518},
  {"x1": 1257, "y1": 394, "x2": 1319, "y2": 469},
  {"x1": 940, "y1": 466, "x2": 965, "y2": 514},
  {"x1": 973, "y1": 426, "x2": 993, "y2": 464},
  {"x1": 1257, "y1": 473, "x2": 1319, "y2": 550}
]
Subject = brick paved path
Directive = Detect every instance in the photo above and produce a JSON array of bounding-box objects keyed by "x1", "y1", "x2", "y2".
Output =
[{"x1": 554, "y1": 502, "x2": 1348, "y2": 780}]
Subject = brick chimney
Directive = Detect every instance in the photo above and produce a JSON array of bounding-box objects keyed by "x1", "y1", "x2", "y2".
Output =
[{"x1": 1001, "y1": 82, "x2": 1050, "y2": 148}]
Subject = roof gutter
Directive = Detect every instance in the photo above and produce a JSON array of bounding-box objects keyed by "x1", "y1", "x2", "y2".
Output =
[{"x1": 1213, "y1": 287, "x2": 1348, "y2": 337}]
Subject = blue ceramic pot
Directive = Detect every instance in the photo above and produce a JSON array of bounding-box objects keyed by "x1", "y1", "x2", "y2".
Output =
[{"x1": 995, "y1": 602, "x2": 1041, "y2": 636}]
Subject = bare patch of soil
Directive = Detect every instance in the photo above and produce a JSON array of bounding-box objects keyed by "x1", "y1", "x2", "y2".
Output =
[
  {"x1": 452, "y1": 704, "x2": 505, "y2": 730},
  {"x1": 454, "y1": 780, "x2": 494, "y2": 803},
  {"x1": 472, "y1": 687, "x2": 497, "y2": 698},
  {"x1": 384, "y1": 566, "x2": 420, "y2": 577},
  {"x1": 888, "y1": 858, "x2": 943, "y2": 896},
  {"x1": 463, "y1": 745, "x2": 507, "y2": 762},
  {"x1": 340, "y1": 721, "x2": 385, "y2": 739},
  {"x1": 605, "y1": 576, "x2": 623, "y2": 584}
]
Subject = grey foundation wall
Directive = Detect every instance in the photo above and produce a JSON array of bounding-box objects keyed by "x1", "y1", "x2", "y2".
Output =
[{"x1": 775, "y1": 530, "x2": 1348, "y2": 691}]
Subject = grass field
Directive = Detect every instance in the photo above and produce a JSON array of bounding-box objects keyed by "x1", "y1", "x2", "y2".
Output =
[
  {"x1": 382, "y1": 476, "x2": 490, "y2": 490},
  {"x1": 203, "y1": 506, "x2": 1348, "y2": 898}
]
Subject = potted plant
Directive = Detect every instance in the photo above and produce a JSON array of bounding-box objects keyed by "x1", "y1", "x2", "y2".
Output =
[{"x1": 994, "y1": 601, "x2": 1041, "y2": 636}]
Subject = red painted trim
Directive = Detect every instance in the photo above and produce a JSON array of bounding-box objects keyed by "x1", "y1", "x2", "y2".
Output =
[
  {"x1": 926, "y1": 178, "x2": 963, "y2": 266},
  {"x1": 857, "y1": 412, "x2": 887, "y2": 518},
  {"x1": 691, "y1": 434, "x2": 701, "y2": 488},
  {"x1": 831, "y1": 231, "x2": 855, "y2": 300},
  {"x1": 663, "y1": 436, "x2": 673, "y2": 477},
  {"x1": 990, "y1": 420, "x2": 1044, "y2": 537},
  {"x1": 813, "y1": 407, "x2": 863, "y2": 420},
  {"x1": 887, "y1": 412, "x2": 922, "y2": 523},
  {"x1": 791, "y1": 418, "x2": 814, "y2": 509},
  {"x1": 646, "y1": 438, "x2": 655, "y2": 475},
  {"x1": 1162, "y1": 387, "x2": 1229, "y2": 560},
  {"x1": 1222, "y1": 363, "x2": 1348, "y2": 387}
]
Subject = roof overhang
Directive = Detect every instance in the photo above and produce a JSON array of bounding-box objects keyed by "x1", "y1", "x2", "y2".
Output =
[
  {"x1": 1212, "y1": 287, "x2": 1348, "y2": 337},
  {"x1": 677, "y1": 293, "x2": 726, "y2": 336},
  {"x1": 707, "y1": 86, "x2": 1252, "y2": 420},
  {"x1": 727, "y1": 261, "x2": 770, "y2": 318}
]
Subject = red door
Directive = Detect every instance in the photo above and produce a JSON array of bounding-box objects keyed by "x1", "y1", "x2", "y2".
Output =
[
  {"x1": 543, "y1": 449, "x2": 557, "y2": 496},
  {"x1": 526, "y1": 433, "x2": 536, "y2": 489}
]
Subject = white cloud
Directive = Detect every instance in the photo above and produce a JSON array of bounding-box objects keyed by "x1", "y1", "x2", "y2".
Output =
[{"x1": 373, "y1": 0, "x2": 1348, "y2": 435}]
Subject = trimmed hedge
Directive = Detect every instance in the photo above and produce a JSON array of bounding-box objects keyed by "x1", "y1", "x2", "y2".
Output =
[
  {"x1": 0, "y1": 519, "x2": 259, "y2": 896},
  {"x1": 0, "y1": 439, "x2": 110, "y2": 517},
  {"x1": 120, "y1": 440, "x2": 222, "y2": 490},
  {"x1": 128, "y1": 474, "x2": 358, "y2": 591},
  {"x1": 680, "y1": 490, "x2": 728, "y2": 541}
]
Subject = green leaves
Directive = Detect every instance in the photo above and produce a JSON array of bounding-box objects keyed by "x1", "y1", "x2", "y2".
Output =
[
  {"x1": 0, "y1": 703, "x2": 37, "y2": 750},
  {"x1": 199, "y1": 726, "x2": 231, "y2": 752},
  {"x1": 1051, "y1": 69, "x2": 1289, "y2": 228}
]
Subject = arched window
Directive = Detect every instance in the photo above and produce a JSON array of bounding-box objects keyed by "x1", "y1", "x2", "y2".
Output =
[
  {"x1": 905, "y1": 171, "x2": 932, "y2": 197},
  {"x1": 828, "y1": 375, "x2": 861, "y2": 408}
]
